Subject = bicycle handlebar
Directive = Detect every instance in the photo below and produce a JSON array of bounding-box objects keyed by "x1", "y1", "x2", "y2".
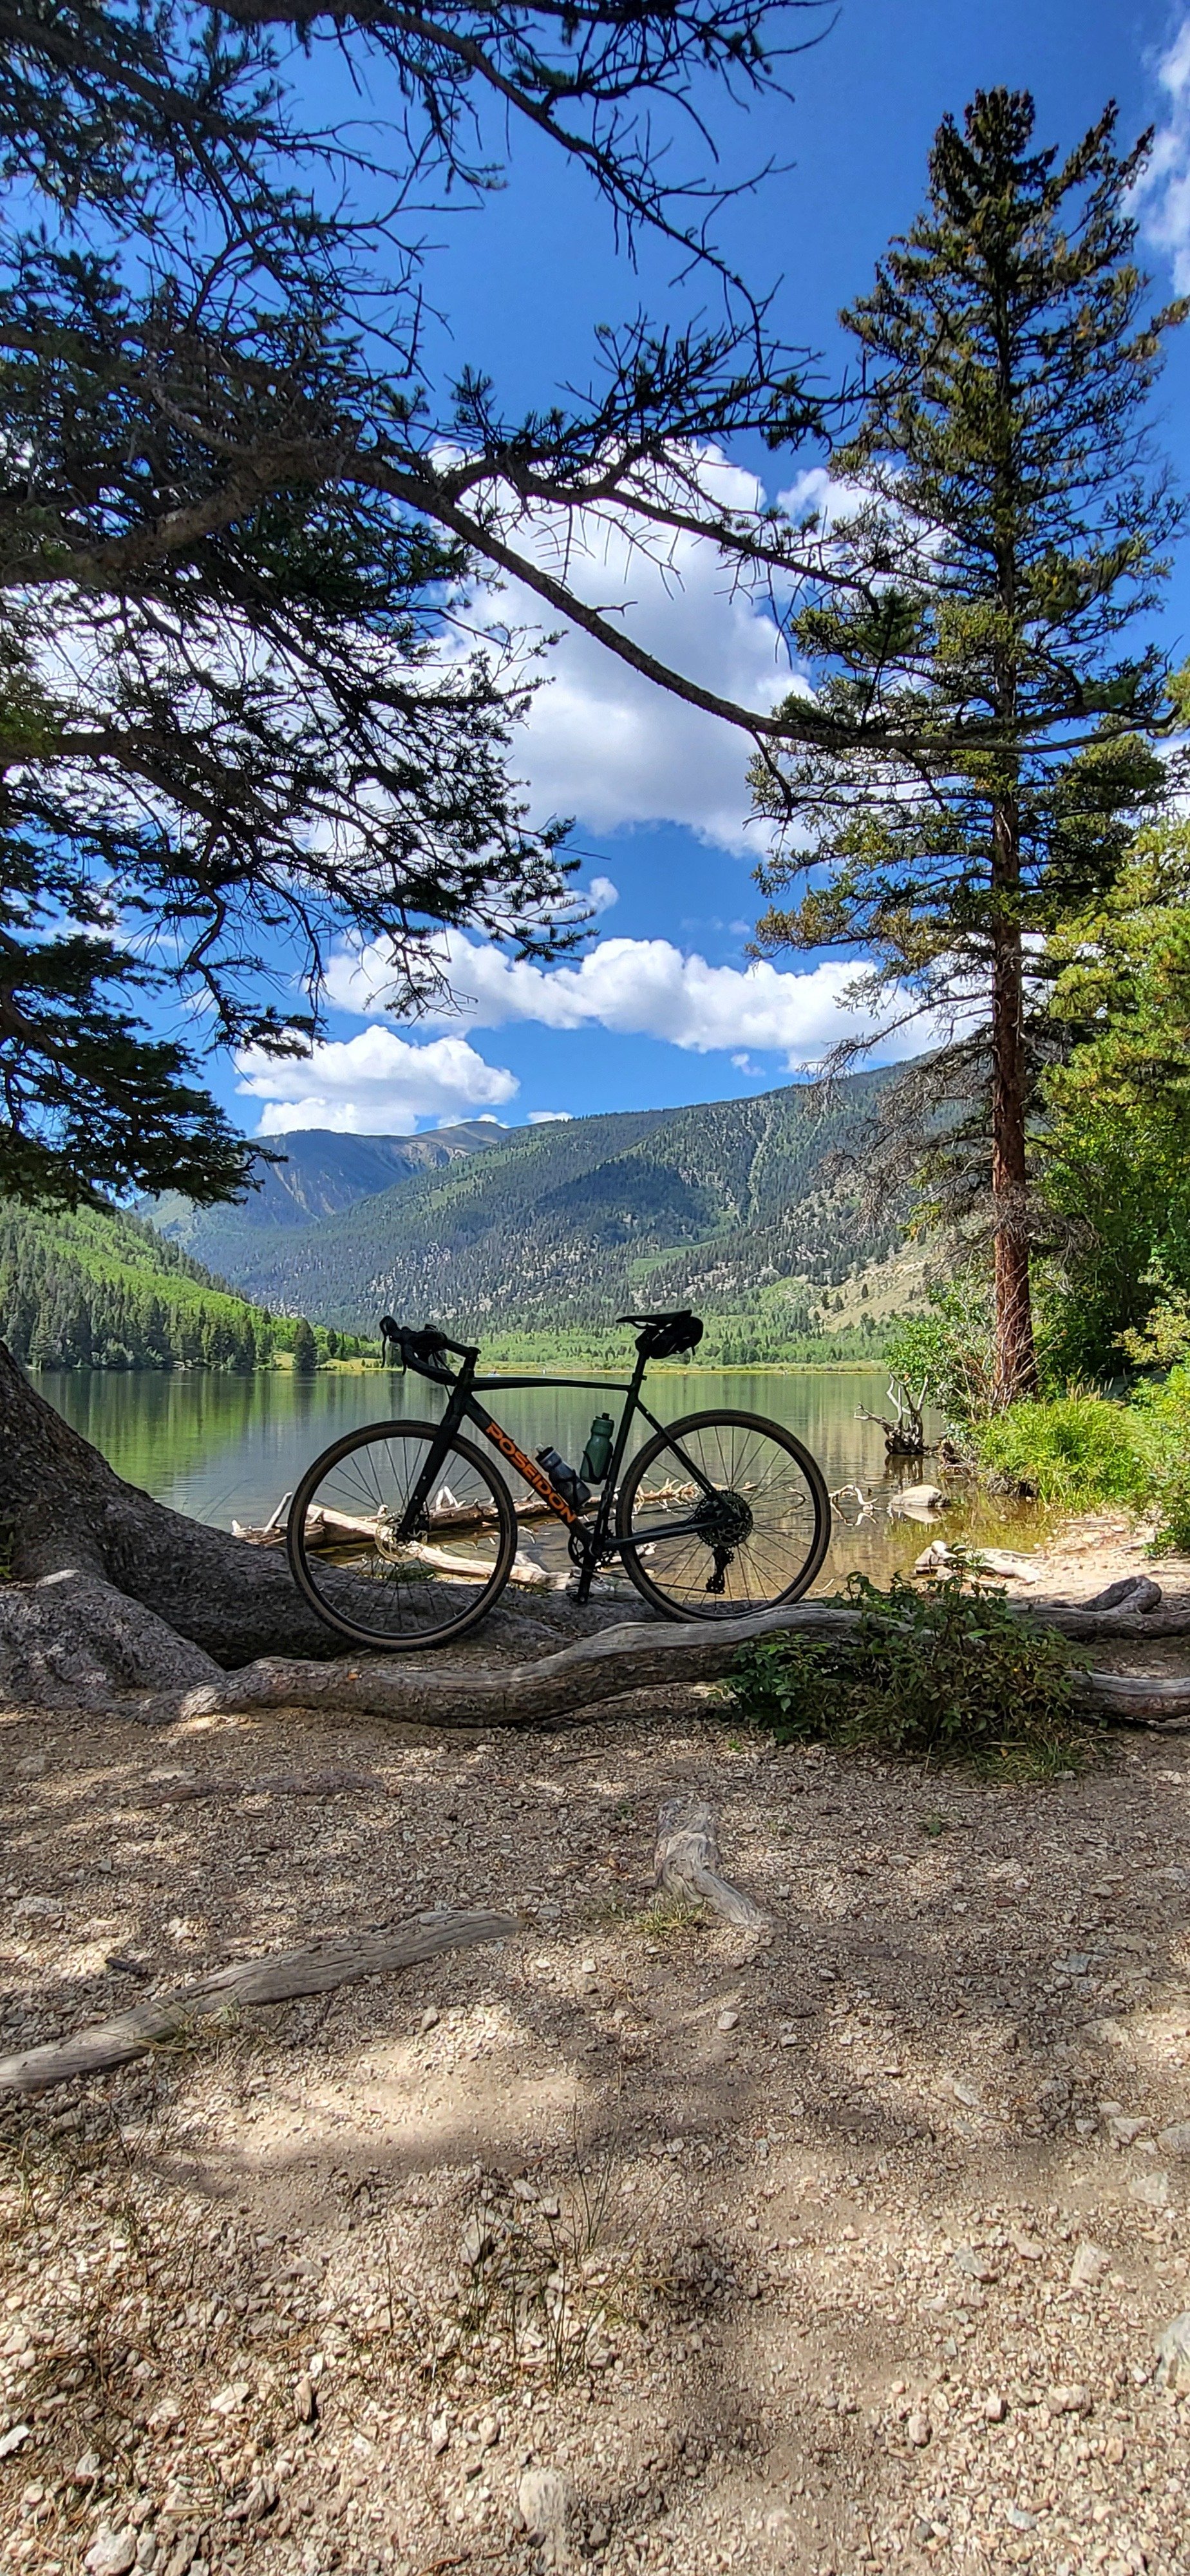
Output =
[{"x1": 379, "y1": 1316, "x2": 479, "y2": 1376}]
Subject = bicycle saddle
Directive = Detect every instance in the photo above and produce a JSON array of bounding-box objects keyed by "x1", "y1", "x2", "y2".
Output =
[{"x1": 617, "y1": 1308, "x2": 704, "y2": 1359}]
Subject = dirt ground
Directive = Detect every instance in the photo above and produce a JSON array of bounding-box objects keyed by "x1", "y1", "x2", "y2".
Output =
[{"x1": 3, "y1": 1515, "x2": 1190, "y2": 2576}]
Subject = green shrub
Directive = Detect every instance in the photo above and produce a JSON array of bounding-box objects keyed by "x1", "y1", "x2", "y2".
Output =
[
  {"x1": 968, "y1": 1394, "x2": 1150, "y2": 1508},
  {"x1": 1135, "y1": 1360, "x2": 1190, "y2": 1551},
  {"x1": 726, "y1": 1573, "x2": 1093, "y2": 1778}
]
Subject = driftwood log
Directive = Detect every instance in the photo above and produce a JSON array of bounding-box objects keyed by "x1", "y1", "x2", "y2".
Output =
[
  {"x1": 0, "y1": 1906, "x2": 516, "y2": 2096},
  {"x1": 654, "y1": 1797, "x2": 770, "y2": 1928}
]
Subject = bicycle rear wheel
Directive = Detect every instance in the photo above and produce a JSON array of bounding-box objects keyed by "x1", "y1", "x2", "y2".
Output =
[
  {"x1": 287, "y1": 1419, "x2": 517, "y2": 1650},
  {"x1": 615, "y1": 1408, "x2": 831, "y2": 1620}
]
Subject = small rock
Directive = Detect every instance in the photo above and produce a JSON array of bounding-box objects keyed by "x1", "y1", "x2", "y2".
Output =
[
  {"x1": 85, "y1": 2532, "x2": 137, "y2": 2576},
  {"x1": 12, "y1": 1895, "x2": 62, "y2": 1921},
  {"x1": 1155, "y1": 2310, "x2": 1190, "y2": 2391},
  {"x1": 905, "y1": 2410, "x2": 931, "y2": 2447},
  {"x1": 1157, "y1": 2120, "x2": 1190, "y2": 2155},
  {"x1": 1129, "y1": 2169, "x2": 1169, "y2": 2209},
  {"x1": 460, "y1": 2213, "x2": 494, "y2": 2268},
  {"x1": 1047, "y1": 2383, "x2": 1091, "y2": 2416},
  {"x1": 955, "y1": 2246, "x2": 997, "y2": 2282},
  {"x1": 983, "y1": 2392, "x2": 1007, "y2": 2422},
  {"x1": 478, "y1": 2414, "x2": 501, "y2": 2448},
  {"x1": 73, "y1": 2450, "x2": 102, "y2": 2481},
  {"x1": 135, "y1": 2538, "x2": 156, "y2": 2571},
  {"x1": 0, "y1": 2423, "x2": 30, "y2": 2459},
  {"x1": 1009, "y1": 2230, "x2": 1044, "y2": 2262},
  {"x1": 1070, "y1": 2242, "x2": 1110, "y2": 2290},
  {"x1": 1107, "y1": 2113, "x2": 1150, "y2": 2145},
  {"x1": 292, "y1": 2374, "x2": 316, "y2": 2425},
  {"x1": 419, "y1": 2007, "x2": 440, "y2": 2032},
  {"x1": 717, "y1": 2008, "x2": 741, "y2": 2032},
  {"x1": 519, "y1": 2464, "x2": 571, "y2": 2555},
  {"x1": 580, "y1": 1958, "x2": 597, "y2": 1977},
  {"x1": 430, "y1": 2414, "x2": 450, "y2": 2456},
  {"x1": 1006, "y1": 2506, "x2": 1037, "y2": 2532},
  {"x1": 15, "y1": 1756, "x2": 46, "y2": 1777},
  {"x1": 208, "y1": 2379, "x2": 250, "y2": 2416}
]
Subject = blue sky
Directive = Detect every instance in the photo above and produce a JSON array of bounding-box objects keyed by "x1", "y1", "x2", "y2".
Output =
[{"x1": 223, "y1": 0, "x2": 1190, "y2": 1141}]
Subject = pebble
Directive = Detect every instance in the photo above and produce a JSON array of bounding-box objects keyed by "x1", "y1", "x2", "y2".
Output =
[
  {"x1": 419, "y1": 2007, "x2": 440, "y2": 2032},
  {"x1": 460, "y1": 2214, "x2": 494, "y2": 2268},
  {"x1": 983, "y1": 2392, "x2": 1007, "y2": 2422},
  {"x1": 1070, "y1": 2241, "x2": 1110, "y2": 2289},
  {"x1": 208, "y1": 2378, "x2": 250, "y2": 2415},
  {"x1": 905, "y1": 2411, "x2": 931, "y2": 2447},
  {"x1": 519, "y1": 2463, "x2": 571, "y2": 2541},
  {"x1": 1155, "y1": 2310, "x2": 1190, "y2": 2391},
  {"x1": 1157, "y1": 2119, "x2": 1190, "y2": 2154},
  {"x1": 293, "y1": 2374, "x2": 315, "y2": 2425},
  {"x1": 1106, "y1": 2113, "x2": 1150, "y2": 2145},
  {"x1": 430, "y1": 2415, "x2": 450, "y2": 2455},
  {"x1": 1129, "y1": 2168, "x2": 1169, "y2": 2208},
  {"x1": 717, "y1": 2009, "x2": 741, "y2": 2032},
  {"x1": 0, "y1": 2423, "x2": 30, "y2": 2459},
  {"x1": 1047, "y1": 2383, "x2": 1091, "y2": 2416},
  {"x1": 84, "y1": 2532, "x2": 137, "y2": 2576}
]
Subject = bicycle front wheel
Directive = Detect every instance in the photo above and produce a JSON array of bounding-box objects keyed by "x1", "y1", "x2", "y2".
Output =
[
  {"x1": 616, "y1": 1409, "x2": 831, "y2": 1620},
  {"x1": 287, "y1": 1419, "x2": 517, "y2": 1650}
]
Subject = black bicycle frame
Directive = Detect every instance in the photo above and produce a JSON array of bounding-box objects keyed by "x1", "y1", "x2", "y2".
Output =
[{"x1": 392, "y1": 1341, "x2": 716, "y2": 1604}]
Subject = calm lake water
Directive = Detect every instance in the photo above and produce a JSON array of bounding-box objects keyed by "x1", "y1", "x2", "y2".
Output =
[{"x1": 42, "y1": 1363, "x2": 1046, "y2": 1595}]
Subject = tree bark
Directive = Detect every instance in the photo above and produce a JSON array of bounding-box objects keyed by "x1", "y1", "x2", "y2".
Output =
[
  {"x1": 0, "y1": 1338, "x2": 369, "y2": 1680},
  {"x1": 990, "y1": 796, "x2": 1039, "y2": 1406}
]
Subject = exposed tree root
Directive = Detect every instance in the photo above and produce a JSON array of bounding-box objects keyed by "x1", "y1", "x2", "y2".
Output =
[
  {"x1": 654, "y1": 1797, "x2": 770, "y2": 1927},
  {"x1": 35, "y1": 1581, "x2": 1184, "y2": 1737},
  {"x1": 0, "y1": 1907, "x2": 517, "y2": 2095}
]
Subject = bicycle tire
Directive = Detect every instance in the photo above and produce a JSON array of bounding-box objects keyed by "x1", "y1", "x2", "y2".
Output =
[
  {"x1": 287, "y1": 1417, "x2": 518, "y2": 1650},
  {"x1": 615, "y1": 1408, "x2": 831, "y2": 1621}
]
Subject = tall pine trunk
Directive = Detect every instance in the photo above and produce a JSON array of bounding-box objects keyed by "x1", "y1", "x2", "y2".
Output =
[{"x1": 990, "y1": 791, "x2": 1039, "y2": 1403}]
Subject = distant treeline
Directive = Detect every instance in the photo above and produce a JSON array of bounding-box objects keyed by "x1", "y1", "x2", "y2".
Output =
[{"x1": 0, "y1": 1200, "x2": 368, "y2": 1372}]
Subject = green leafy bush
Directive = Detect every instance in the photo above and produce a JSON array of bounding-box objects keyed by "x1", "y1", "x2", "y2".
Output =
[
  {"x1": 1135, "y1": 1361, "x2": 1190, "y2": 1551},
  {"x1": 885, "y1": 1276, "x2": 999, "y2": 1425},
  {"x1": 726, "y1": 1574, "x2": 1092, "y2": 1777},
  {"x1": 968, "y1": 1396, "x2": 1150, "y2": 1508}
]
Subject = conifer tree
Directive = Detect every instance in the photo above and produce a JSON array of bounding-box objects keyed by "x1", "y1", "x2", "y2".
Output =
[{"x1": 750, "y1": 90, "x2": 1186, "y2": 1402}]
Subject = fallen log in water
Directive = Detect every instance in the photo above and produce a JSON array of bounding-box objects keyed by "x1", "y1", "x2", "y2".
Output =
[
  {"x1": 0, "y1": 1907, "x2": 516, "y2": 2095},
  {"x1": 127, "y1": 1575, "x2": 1190, "y2": 1732}
]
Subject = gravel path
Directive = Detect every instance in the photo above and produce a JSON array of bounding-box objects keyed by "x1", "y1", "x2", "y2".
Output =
[{"x1": 1, "y1": 1519, "x2": 1189, "y2": 2576}]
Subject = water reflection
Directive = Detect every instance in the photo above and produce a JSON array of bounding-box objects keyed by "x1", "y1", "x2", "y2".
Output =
[{"x1": 41, "y1": 1363, "x2": 1048, "y2": 1595}]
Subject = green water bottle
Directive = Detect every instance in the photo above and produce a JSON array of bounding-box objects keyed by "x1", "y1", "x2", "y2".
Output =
[{"x1": 580, "y1": 1413, "x2": 615, "y2": 1482}]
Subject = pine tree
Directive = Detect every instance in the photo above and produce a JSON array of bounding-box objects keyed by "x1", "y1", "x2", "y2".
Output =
[
  {"x1": 751, "y1": 91, "x2": 1186, "y2": 1402},
  {"x1": 291, "y1": 1318, "x2": 319, "y2": 1378}
]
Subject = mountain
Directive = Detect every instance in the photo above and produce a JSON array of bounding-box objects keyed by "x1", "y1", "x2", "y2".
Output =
[
  {"x1": 149, "y1": 1119, "x2": 505, "y2": 1267},
  {"x1": 151, "y1": 1074, "x2": 914, "y2": 1361}
]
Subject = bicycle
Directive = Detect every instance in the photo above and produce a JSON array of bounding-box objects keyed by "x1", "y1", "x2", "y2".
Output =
[{"x1": 286, "y1": 1307, "x2": 833, "y2": 1651}]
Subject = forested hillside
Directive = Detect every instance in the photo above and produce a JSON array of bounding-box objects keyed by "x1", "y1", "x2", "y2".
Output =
[
  {"x1": 175, "y1": 1074, "x2": 910, "y2": 1356},
  {"x1": 0, "y1": 1201, "x2": 285, "y2": 1371},
  {"x1": 151, "y1": 1119, "x2": 504, "y2": 1260}
]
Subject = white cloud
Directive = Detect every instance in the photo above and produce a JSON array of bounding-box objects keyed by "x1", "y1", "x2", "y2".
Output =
[
  {"x1": 326, "y1": 927, "x2": 896, "y2": 1066},
  {"x1": 469, "y1": 455, "x2": 806, "y2": 855},
  {"x1": 588, "y1": 875, "x2": 619, "y2": 914},
  {"x1": 1135, "y1": 17, "x2": 1190, "y2": 290},
  {"x1": 235, "y1": 1027, "x2": 518, "y2": 1135},
  {"x1": 527, "y1": 1109, "x2": 573, "y2": 1123}
]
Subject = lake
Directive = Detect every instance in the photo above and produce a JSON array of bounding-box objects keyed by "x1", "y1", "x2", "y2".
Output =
[{"x1": 41, "y1": 1363, "x2": 1044, "y2": 1594}]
